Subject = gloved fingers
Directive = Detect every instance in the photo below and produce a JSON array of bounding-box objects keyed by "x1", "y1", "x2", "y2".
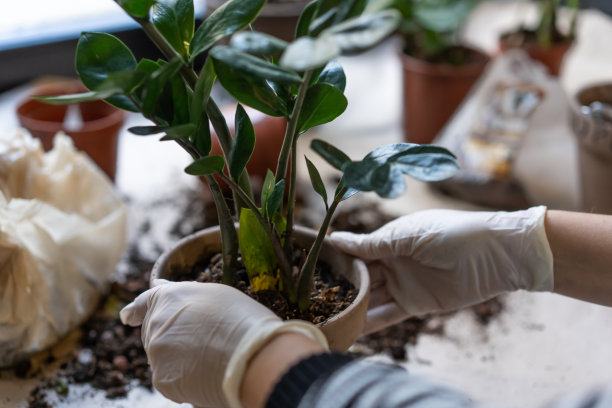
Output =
[
  {"x1": 367, "y1": 261, "x2": 387, "y2": 290},
  {"x1": 119, "y1": 285, "x2": 162, "y2": 326},
  {"x1": 364, "y1": 302, "x2": 407, "y2": 335},
  {"x1": 369, "y1": 282, "x2": 393, "y2": 309},
  {"x1": 329, "y1": 231, "x2": 392, "y2": 260},
  {"x1": 151, "y1": 278, "x2": 171, "y2": 287}
]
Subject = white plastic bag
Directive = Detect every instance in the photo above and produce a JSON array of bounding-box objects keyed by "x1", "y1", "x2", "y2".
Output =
[{"x1": 0, "y1": 130, "x2": 127, "y2": 367}]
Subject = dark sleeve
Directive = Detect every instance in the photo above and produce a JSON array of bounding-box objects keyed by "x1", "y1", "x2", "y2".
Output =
[{"x1": 266, "y1": 353, "x2": 612, "y2": 408}]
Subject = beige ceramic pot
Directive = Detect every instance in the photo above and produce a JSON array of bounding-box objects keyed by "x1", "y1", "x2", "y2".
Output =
[
  {"x1": 150, "y1": 225, "x2": 370, "y2": 351},
  {"x1": 569, "y1": 83, "x2": 612, "y2": 214}
]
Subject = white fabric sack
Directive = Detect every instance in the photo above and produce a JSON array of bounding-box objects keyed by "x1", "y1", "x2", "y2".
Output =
[{"x1": 0, "y1": 130, "x2": 127, "y2": 367}]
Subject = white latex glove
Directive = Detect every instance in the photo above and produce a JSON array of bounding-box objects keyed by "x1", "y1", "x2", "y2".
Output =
[
  {"x1": 330, "y1": 206, "x2": 553, "y2": 334},
  {"x1": 120, "y1": 281, "x2": 328, "y2": 408}
]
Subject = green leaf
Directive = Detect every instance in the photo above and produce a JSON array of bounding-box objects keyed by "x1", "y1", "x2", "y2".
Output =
[
  {"x1": 190, "y1": 0, "x2": 266, "y2": 60},
  {"x1": 212, "y1": 54, "x2": 287, "y2": 117},
  {"x1": 414, "y1": 0, "x2": 477, "y2": 33},
  {"x1": 128, "y1": 125, "x2": 163, "y2": 135},
  {"x1": 280, "y1": 35, "x2": 340, "y2": 71},
  {"x1": 191, "y1": 57, "x2": 215, "y2": 155},
  {"x1": 310, "y1": 138, "x2": 351, "y2": 170},
  {"x1": 260, "y1": 170, "x2": 276, "y2": 210},
  {"x1": 210, "y1": 46, "x2": 302, "y2": 85},
  {"x1": 230, "y1": 31, "x2": 288, "y2": 56},
  {"x1": 75, "y1": 32, "x2": 138, "y2": 111},
  {"x1": 297, "y1": 83, "x2": 347, "y2": 133},
  {"x1": 152, "y1": 0, "x2": 195, "y2": 58},
  {"x1": 342, "y1": 143, "x2": 459, "y2": 198},
  {"x1": 170, "y1": 73, "x2": 190, "y2": 125},
  {"x1": 141, "y1": 58, "x2": 184, "y2": 117},
  {"x1": 265, "y1": 180, "x2": 285, "y2": 219},
  {"x1": 324, "y1": 9, "x2": 401, "y2": 54},
  {"x1": 239, "y1": 208, "x2": 279, "y2": 290},
  {"x1": 115, "y1": 0, "x2": 156, "y2": 18},
  {"x1": 317, "y1": 60, "x2": 346, "y2": 92},
  {"x1": 34, "y1": 88, "x2": 122, "y2": 104},
  {"x1": 228, "y1": 104, "x2": 255, "y2": 181},
  {"x1": 305, "y1": 156, "x2": 328, "y2": 207},
  {"x1": 164, "y1": 123, "x2": 197, "y2": 140},
  {"x1": 184, "y1": 155, "x2": 225, "y2": 175},
  {"x1": 295, "y1": 0, "x2": 319, "y2": 38},
  {"x1": 308, "y1": 8, "x2": 337, "y2": 36}
]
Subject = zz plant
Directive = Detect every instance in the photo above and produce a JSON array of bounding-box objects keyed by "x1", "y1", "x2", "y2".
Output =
[{"x1": 39, "y1": 0, "x2": 459, "y2": 312}]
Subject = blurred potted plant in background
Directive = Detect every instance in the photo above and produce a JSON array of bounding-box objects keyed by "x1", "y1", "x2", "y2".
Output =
[
  {"x1": 499, "y1": 0, "x2": 580, "y2": 76},
  {"x1": 370, "y1": 0, "x2": 489, "y2": 145},
  {"x1": 38, "y1": 0, "x2": 459, "y2": 350}
]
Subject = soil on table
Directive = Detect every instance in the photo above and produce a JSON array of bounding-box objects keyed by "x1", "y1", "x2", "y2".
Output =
[{"x1": 19, "y1": 186, "x2": 504, "y2": 406}]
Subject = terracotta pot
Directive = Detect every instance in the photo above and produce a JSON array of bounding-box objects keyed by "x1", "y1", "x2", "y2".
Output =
[
  {"x1": 210, "y1": 105, "x2": 287, "y2": 193},
  {"x1": 16, "y1": 80, "x2": 125, "y2": 181},
  {"x1": 569, "y1": 83, "x2": 612, "y2": 214},
  {"x1": 150, "y1": 225, "x2": 370, "y2": 351},
  {"x1": 499, "y1": 32, "x2": 572, "y2": 77},
  {"x1": 400, "y1": 46, "x2": 490, "y2": 145}
]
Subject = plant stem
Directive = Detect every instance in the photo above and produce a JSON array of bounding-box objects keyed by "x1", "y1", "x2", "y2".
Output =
[
  {"x1": 275, "y1": 70, "x2": 313, "y2": 185},
  {"x1": 283, "y1": 138, "x2": 299, "y2": 258},
  {"x1": 296, "y1": 187, "x2": 347, "y2": 311},
  {"x1": 219, "y1": 173, "x2": 297, "y2": 301}
]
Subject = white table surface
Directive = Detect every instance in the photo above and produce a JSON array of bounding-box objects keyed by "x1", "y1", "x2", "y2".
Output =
[{"x1": 2, "y1": 2, "x2": 612, "y2": 408}]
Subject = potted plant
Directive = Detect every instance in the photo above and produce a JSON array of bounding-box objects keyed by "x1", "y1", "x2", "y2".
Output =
[
  {"x1": 499, "y1": 0, "x2": 580, "y2": 76},
  {"x1": 38, "y1": 0, "x2": 459, "y2": 350},
  {"x1": 369, "y1": 0, "x2": 489, "y2": 145}
]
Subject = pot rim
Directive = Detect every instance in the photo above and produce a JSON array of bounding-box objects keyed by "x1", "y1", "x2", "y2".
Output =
[
  {"x1": 399, "y1": 45, "x2": 490, "y2": 77},
  {"x1": 151, "y1": 224, "x2": 370, "y2": 330}
]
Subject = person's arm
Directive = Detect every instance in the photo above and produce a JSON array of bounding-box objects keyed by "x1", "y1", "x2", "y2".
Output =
[
  {"x1": 240, "y1": 333, "x2": 325, "y2": 408},
  {"x1": 546, "y1": 210, "x2": 612, "y2": 307}
]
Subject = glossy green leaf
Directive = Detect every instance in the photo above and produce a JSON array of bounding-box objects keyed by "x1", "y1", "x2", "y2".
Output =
[
  {"x1": 170, "y1": 73, "x2": 190, "y2": 125},
  {"x1": 280, "y1": 35, "x2": 340, "y2": 72},
  {"x1": 239, "y1": 208, "x2": 278, "y2": 290},
  {"x1": 211, "y1": 46, "x2": 302, "y2": 85},
  {"x1": 297, "y1": 83, "x2": 347, "y2": 133},
  {"x1": 163, "y1": 123, "x2": 197, "y2": 140},
  {"x1": 260, "y1": 170, "x2": 276, "y2": 210},
  {"x1": 324, "y1": 9, "x2": 401, "y2": 54},
  {"x1": 190, "y1": 0, "x2": 265, "y2": 60},
  {"x1": 317, "y1": 60, "x2": 346, "y2": 91},
  {"x1": 414, "y1": 0, "x2": 477, "y2": 33},
  {"x1": 141, "y1": 58, "x2": 184, "y2": 117},
  {"x1": 308, "y1": 8, "x2": 337, "y2": 36},
  {"x1": 212, "y1": 54, "x2": 287, "y2": 117},
  {"x1": 295, "y1": 0, "x2": 319, "y2": 38},
  {"x1": 184, "y1": 155, "x2": 225, "y2": 175},
  {"x1": 115, "y1": 0, "x2": 156, "y2": 18},
  {"x1": 152, "y1": 0, "x2": 194, "y2": 58},
  {"x1": 341, "y1": 143, "x2": 459, "y2": 198},
  {"x1": 310, "y1": 138, "x2": 351, "y2": 170},
  {"x1": 305, "y1": 156, "x2": 327, "y2": 207},
  {"x1": 228, "y1": 104, "x2": 255, "y2": 181},
  {"x1": 230, "y1": 32, "x2": 288, "y2": 56},
  {"x1": 190, "y1": 58, "x2": 215, "y2": 155},
  {"x1": 128, "y1": 125, "x2": 164, "y2": 135},
  {"x1": 34, "y1": 88, "x2": 122, "y2": 105},
  {"x1": 265, "y1": 180, "x2": 285, "y2": 219},
  {"x1": 75, "y1": 32, "x2": 138, "y2": 111}
]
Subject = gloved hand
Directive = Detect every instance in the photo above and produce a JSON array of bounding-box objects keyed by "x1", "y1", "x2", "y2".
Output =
[
  {"x1": 120, "y1": 281, "x2": 328, "y2": 408},
  {"x1": 330, "y1": 206, "x2": 553, "y2": 334}
]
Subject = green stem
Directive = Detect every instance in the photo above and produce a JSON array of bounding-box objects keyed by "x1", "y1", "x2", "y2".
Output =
[
  {"x1": 283, "y1": 138, "x2": 299, "y2": 259},
  {"x1": 205, "y1": 175, "x2": 239, "y2": 285},
  {"x1": 219, "y1": 173, "x2": 297, "y2": 301},
  {"x1": 296, "y1": 187, "x2": 347, "y2": 311},
  {"x1": 275, "y1": 70, "x2": 314, "y2": 185}
]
